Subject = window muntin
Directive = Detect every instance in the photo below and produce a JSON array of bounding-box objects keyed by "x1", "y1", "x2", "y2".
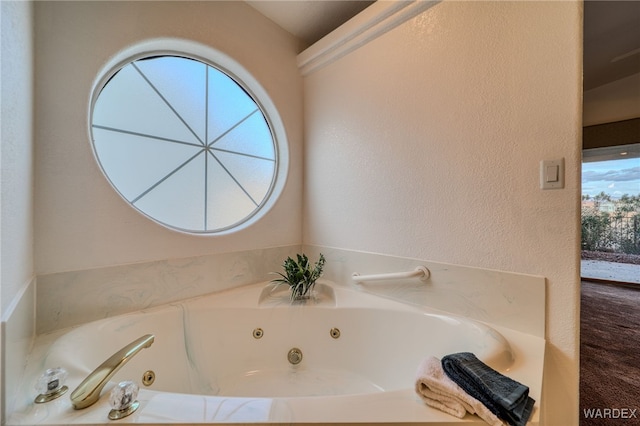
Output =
[{"x1": 91, "y1": 55, "x2": 277, "y2": 233}]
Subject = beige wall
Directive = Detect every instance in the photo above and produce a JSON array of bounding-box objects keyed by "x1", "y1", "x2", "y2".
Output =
[
  {"x1": 1, "y1": 0, "x2": 35, "y2": 318},
  {"x1": 303, "y1": 1, "x2": 582, "y2": 424},
  {"x1": 34, "y1": 1, "x2": 304, "y2": 274}
]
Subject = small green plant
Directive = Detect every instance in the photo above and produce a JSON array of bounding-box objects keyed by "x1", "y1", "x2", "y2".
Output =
[{"x1": 271, "y1": 253, "x2": 326, "y2": 301}]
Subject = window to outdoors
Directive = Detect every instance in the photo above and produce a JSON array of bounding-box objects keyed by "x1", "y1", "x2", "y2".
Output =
[
  {"x1": 581, "y1": 144, "x2": 640, "y2": 265},
  {"x1": 91, "y1": 55, "x2": 278, "y2": 233}
]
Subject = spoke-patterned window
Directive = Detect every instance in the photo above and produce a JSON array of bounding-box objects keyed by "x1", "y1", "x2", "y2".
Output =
[{"x1": 91, "y1": 55, "x2": 278, "y2": 233}]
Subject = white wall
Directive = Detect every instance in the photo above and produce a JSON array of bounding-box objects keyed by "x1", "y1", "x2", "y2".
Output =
[
  {"x1": 1, "y1": 0, "x2": 36, "y2": 420},
  {"x1": 34, "y1": 1, "x2": 304, "y2": 275},
  {"x1": 303, "y1": 1, "x2": 582, "y2": 424},
  {"x1": 1, "y1": 0, "x2": 35, "y2": 322},
  {"x1": 583, "y1": 72, "x2": 640, "y2": 126}
]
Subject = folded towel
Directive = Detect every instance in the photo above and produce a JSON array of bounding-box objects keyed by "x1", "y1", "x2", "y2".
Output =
[
  {"x1": 441, "y1": 352, "x2": 535, "y2": 426},
  {"x1": 415, "y1": 356, "x2": 504, "y2": 426}
]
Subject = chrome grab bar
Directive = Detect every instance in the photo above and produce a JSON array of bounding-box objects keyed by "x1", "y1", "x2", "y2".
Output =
[{"x1": 351, "y1": 266, "x2": 430, "y2": 283}]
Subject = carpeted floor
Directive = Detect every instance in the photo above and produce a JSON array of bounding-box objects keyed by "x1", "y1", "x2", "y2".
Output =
[{"x1": 580, "y1": 280, "x2": 640, "y2": 425}]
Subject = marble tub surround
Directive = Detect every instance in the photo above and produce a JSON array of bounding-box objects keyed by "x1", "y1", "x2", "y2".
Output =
[
  {"x1": 36, "y1": 245, "x2": 301, "y2": 334},
  {"x1": 303, "y1": 245, "x2": 546, "y2": 338},
  {"x1": 9, "y1": 281, "x2": 544, "y2": 425},
  {"x1": 36, "y1": 245, "x2": 545, "y2": 338},
  {"x1": 1, "y1": 277, "x2": 36, "y2": 425}
]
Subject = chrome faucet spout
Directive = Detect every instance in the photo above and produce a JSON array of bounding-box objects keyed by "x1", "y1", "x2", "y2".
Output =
[{"x1": 70, "y1": 334, "x2": 154, "y2": 410}]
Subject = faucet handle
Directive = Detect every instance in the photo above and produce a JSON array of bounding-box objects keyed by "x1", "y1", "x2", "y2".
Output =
[
  {"x1": 108, "y1": 381, "x2": 140, "y2": 420},
  {"x1": 34, "y1": 367, "x2": 69, "y2": 403}
]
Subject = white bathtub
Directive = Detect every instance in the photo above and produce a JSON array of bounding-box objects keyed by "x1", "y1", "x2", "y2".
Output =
[{"x1": 9, "y1": 281, "x2": 544, "y2": 425}]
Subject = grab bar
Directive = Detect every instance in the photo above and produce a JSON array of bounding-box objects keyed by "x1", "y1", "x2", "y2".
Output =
[{"x1": 351, "y1": 266, "x2": 430, "y2": 283}]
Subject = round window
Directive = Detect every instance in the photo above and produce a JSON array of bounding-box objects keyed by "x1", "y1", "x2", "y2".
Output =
[{"x1": 90, "y1": 54, "x2": 279, "y2": 233}]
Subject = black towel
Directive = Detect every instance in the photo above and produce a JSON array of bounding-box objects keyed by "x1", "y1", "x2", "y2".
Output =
[{"x1": 441, "y1": 352, "x2": 535, "y2": 426}]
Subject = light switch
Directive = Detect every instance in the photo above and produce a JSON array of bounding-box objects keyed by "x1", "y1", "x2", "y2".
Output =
[
  {"x1": 545, "y1": 165, "x2": 559, "y2": 182},
  {"x1": 540, "y1": 158, "x2": 564, "y2": 189}
]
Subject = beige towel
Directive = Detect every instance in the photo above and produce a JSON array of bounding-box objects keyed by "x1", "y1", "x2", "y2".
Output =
[{"x1": 415, "y1": 356, "x2": 504, "y2": 426}]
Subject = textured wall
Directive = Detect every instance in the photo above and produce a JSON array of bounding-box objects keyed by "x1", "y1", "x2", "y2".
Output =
[
  {"x1": 1, "y1": 0, "x2": 35, "y2": 315},
  {"x1": 303, "y1": 1, "x2": 582, "y2": 424},
  {"x1": 34, "y1": 1, "x2": 304, "y2": 274}
]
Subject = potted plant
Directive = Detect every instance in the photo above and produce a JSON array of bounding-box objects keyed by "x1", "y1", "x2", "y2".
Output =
[{"x1": 271, "y1": 253, "x2": 326, "y2": 301}]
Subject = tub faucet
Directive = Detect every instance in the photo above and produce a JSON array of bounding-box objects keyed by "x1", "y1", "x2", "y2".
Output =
[{"x1": 70, "y1": 334, "x2": 154, "y2": 410}]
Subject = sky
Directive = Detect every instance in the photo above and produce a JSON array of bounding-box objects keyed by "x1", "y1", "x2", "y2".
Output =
[{"x1": 582, "y1": 157, "x2": 640, "y2": 198}]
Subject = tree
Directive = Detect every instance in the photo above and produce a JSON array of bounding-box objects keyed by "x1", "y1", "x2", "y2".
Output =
[{"x1": 581, "y1": 192, "x2": 639, "y2": 255}]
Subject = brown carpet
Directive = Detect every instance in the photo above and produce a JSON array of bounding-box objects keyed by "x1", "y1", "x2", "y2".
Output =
[{"x1": 580, "y1": 280, "x2": 640, "y2": 425}]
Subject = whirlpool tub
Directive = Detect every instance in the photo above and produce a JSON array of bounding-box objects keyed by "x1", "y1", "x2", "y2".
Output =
[{"x1": 8, "y1": 281, "x2": 544, "y2": 425}]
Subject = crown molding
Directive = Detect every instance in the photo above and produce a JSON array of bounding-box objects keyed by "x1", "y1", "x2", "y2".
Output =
[{"x1": 297, "y1": 0, "x2": 441, "y2": 76}]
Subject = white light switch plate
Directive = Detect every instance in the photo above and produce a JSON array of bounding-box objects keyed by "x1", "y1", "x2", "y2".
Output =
[{"x1": 540, "y1": 158, "x2": 564, "y2": 189}]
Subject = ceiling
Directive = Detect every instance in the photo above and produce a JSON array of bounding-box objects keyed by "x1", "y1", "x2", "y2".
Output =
[
  {"x1": 247, "y1": 0, "x2": 640, "y2": 92},
  {"x1": 583, "y1": 1, "x2": 640, "y2": 91},
  {"x1": 246, "y1": 1, "x2": 374, "y2": 47}
]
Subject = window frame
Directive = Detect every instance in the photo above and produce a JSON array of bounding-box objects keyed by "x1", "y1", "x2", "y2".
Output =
[{"x1": 88, "y1": 39, "x2": 289, "y2": 235}]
